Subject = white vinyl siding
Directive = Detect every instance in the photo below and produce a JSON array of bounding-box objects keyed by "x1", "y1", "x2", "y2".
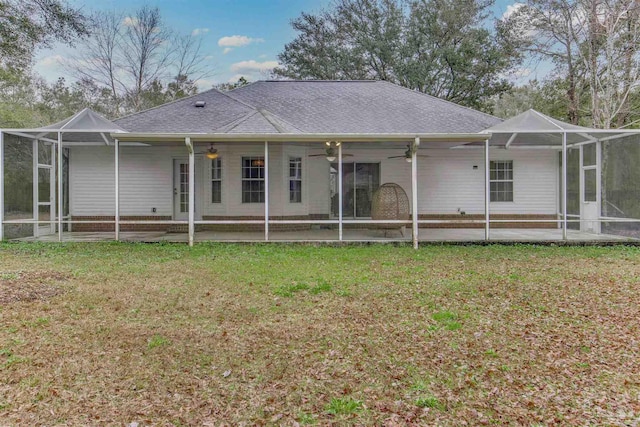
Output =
[
  {"x1": 69, "y1": 144, "x2": 558, "y2": 219},
  {"x1": 70, "y1": 145, "x2": 204, "y2": 218}
]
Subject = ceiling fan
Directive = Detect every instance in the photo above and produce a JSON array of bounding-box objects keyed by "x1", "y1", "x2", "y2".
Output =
[
  {"x1": 195, "y1": 143, "x2": 219, "y2": 159},
  {"x1": 309, "y1": 141, "x2": 353, "y2": 161},
  {"x1": 387, "y1": 144, "x2": 429, "y2": 162}
]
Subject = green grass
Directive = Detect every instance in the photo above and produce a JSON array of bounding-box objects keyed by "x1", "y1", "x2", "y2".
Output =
[
  {"x1": 1, "y1": 242, "x2": 639, "y2": 425},
  {"x1": 415, "y1": 395, "x2": 445, "y2": 410},
  {"x1": 147, "y1": 334, "x2": 170, "y2": 349},
  {"x1": 325, "y1": 397, "x2": 363, "y2": 415}
]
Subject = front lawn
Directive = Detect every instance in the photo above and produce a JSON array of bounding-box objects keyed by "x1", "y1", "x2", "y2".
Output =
[{"x1": 1, "y1": 243, "x2": 639, "y2": 425}]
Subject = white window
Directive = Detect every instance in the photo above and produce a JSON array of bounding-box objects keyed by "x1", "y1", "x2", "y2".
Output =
[
  {"x1": 242, "y1": 157, "x2": 265, "y2": 203},
  {"x1": 490, "y1": 161, "x2": 513, "y2": 202},
  {"x1": 289, "y1": 157, "x2": 302, "y2": 203},
  {"x1": 211, "y1": 158, "x2": 222, "y2": 203}
]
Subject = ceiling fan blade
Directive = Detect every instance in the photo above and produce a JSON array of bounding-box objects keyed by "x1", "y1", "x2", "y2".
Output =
[{"x1": 387, "y1": 155, "x2": 406, "y2": 159}]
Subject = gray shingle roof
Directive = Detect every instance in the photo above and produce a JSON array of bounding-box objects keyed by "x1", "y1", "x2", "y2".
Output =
[
  {"x1": 115, "y1": 80, "x2": 501, "y2": 134},
  {"x1": 115, "y1": 89, "x2": 256, "y2": 133}
]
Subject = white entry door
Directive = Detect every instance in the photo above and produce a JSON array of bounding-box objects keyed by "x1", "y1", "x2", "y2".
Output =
[
  {"x1": 581, "y1": 143, "x2": 600, "y2": 233},
  {"x1": 35, "y1": 141, "x2": 56, "y2": 237},
  {"x1": 173, "y1": 159, "x2": 190, "y2": 220}
]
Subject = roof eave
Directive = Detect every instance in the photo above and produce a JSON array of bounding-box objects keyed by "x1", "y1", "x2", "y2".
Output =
[
  {"x1": 488, "y1": 129, "x2": 640, "y2": 134},
  {"x1": 110, "y1": 132, "x2": 493, "y2": 143},
  {"x1": 2, "y1": 128, "x2": 128, "y2": 133}
]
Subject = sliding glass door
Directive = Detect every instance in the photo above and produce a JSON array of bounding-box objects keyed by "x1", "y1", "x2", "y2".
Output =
[{"x1": 330, "y1": 162, "x2": 380, "y2": 218}]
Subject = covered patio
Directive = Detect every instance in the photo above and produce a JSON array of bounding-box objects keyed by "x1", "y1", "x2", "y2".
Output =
[
  {"x1": 2, "y1": 97, "x2": 640, "y2": 247},
  {"x1": 14, "y1": 228, "x2": 637, "y2": 243}
]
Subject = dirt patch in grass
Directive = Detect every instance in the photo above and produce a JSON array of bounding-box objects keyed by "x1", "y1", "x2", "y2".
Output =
[{"x1": 0, "y1": 271, "x2": 69, "y2": 304}]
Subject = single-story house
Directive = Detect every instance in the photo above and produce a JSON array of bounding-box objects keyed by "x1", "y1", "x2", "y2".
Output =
[{"x1": 1, "y1": 80, "x2": 639, "y2": 246}]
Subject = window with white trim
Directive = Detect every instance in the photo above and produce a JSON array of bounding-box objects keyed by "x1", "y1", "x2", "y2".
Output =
[
  {"x1": 242, "y1": 157, "x2": 265, "y2": 203},
  {"x1": 490, "y1": 161, "x2": 513, "y2": 202},
  {"x1": 211, "y1": 158, "x2": 222, "y2": 203},
  {"x1": 289, "y1": 157, "x2": 302, "y2": 203}
]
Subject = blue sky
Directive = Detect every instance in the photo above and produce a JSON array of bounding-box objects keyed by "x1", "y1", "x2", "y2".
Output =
[{"x1": 35, "y1": 0, "x2": 540, "y2": 88}]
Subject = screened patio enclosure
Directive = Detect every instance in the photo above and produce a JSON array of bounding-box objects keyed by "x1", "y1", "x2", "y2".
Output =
[
  {"x1": 483, "y1": 109, "x2": 640, "y2": 240},
  {"x1": 1, "y1": 108, "x2": 640, "y2": 246}
]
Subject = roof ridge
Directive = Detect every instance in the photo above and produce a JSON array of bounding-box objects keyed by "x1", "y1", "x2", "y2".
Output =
[
  {"x1": 214, "y1": 86, "x2": 262, "y2": 110},
  {"x1": 215, "y1": 110, "x2": 267, "y2": 133},
  {"x1": 376, "y1": 80, "x2": 502, "y2": 123},
  {"x1": 258, "y1": 79, "x2": 378, "y2": 83},
  {"x1": 257, "y1": 108, "x2": 304, "y2": 133},
  {"x1": 226, "y1": 80, "x2": 261, "y2": 94}
]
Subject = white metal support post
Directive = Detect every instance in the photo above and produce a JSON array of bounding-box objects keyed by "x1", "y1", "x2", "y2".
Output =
[
  {"x1": 186, "y1": 137, "x2": 195, "y2": 247},
  {"x1": 562, "y1": 132, "x2": 568, "y2": 240},
  {"x1": 50, "y1": 143, "x2": 56, "y2": 234},
  {"x1": 33, "y1": 140, "x2": 39, "y2": 238},
  {"x1": 264, "y1": 141, "x2": 269, "y2": 241},
  {"x1": 411, "y1": 137, "x2": 419, "y2": 249},
  {"x1": 338, "y1": 143, "x2": 343, "y2": 241},
  {"x1": 484, "y1": 138, "x2": 490, "y2": 240},
  {"x1": 115, "y1": 139, "x2": 120, "y2": 241},
  {"x1": 595, "y1": 140, "x2": 602, "y2": 234},
  {"x1": 0, "y1": 131, "x2": 4, "y2": 241},
  {"x1": 57, "y1": 132, "x2": 63, "y2": 242},
  {"x1": 579, "y1": 144, "x2": 584, "y2": 230}
]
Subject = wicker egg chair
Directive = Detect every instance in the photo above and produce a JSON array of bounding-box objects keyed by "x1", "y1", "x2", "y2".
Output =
[{"x1": 371, "y1": 183, "x2": 410, "y2": 236}]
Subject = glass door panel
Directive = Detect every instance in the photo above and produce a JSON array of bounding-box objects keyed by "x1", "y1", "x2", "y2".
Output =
[
  {"x1": 38, "y1": 168, "x2": 51, "y2": 203},
  {"x1": 566, "y1": 147, "x2": 581, "y2": 230},
  {"x1": 330, "y1": 162, "x2": 379, "y2": 218},
  {"x1": 355, "y1": 163, "x2": 380, "y2": 217}
]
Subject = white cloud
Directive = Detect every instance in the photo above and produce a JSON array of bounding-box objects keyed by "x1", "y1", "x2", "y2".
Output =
[
  {"x1": 122, "y1": 16, "x2": 139, "y2": 27},
  {"x1": 194, "y1": 78, "x2": 216, "y2": 90},
  {"x1": 501, "y1": 2, "x2": 525, "y2": 20},
  {"x1": 223, "y1": 47, "x2": 233, "y2": 55},
  {"x1": 230, "y1": 60, "x2": 278, "y2": 73},
  {"x1": 38, "y1": 54, "x2": 65, "y2": 67},
  {"x1": 192, "y1": 28, "x2": 210, "y2": 36},
  {"x1": 37, "y1": 54, "x2": 95, "y2": 69},
  {"x1": 218, "y1": 35, "x2": 264, "y2": 48},
  {"x1": 258, "y1": 54, "x2": 267, "y2": 59}
]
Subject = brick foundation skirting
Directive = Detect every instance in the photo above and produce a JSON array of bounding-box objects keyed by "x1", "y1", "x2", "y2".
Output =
[
  {"x1": 197, "y1": 215, "x2": 329, "y2": 232},
  {"x1": 418, "y1": 214, "x2": 558, "y2": 229},
  {"x1": 70, "y1": 216, "x2": 172, "y2": 232},
  {"x1": 71, "y1": 214, "x2": 559, "y2": 232}
]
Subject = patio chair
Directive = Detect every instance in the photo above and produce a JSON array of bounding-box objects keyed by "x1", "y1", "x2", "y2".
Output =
[{"x1": 371, "y1": 183, "x2": 410, "y2": 237}]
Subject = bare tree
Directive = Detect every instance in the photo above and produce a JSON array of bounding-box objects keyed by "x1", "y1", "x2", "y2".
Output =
[
  {"x1": 69, "y1": 11, "x2": 124, "y2": 115},
  {"x1": 67, "y1": 5, "x2": 214, "y2": 116},
  {"x1": 576, "y1": 0, "x2": 640, "y2": 128},
  {"x1": 119, "y1": 6, "x2": 173, "y2": 111},
  {"x1": 502, "y1": 0, "x2": 586, "y2": 124},
  {"x1": 504, "y1": 0, "x2": 640, "y2": 128}
]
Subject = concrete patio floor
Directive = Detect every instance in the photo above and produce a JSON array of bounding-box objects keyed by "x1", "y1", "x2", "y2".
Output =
[{"x1": 13, "y1": 228, "x2": 639, "y2": 243}]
